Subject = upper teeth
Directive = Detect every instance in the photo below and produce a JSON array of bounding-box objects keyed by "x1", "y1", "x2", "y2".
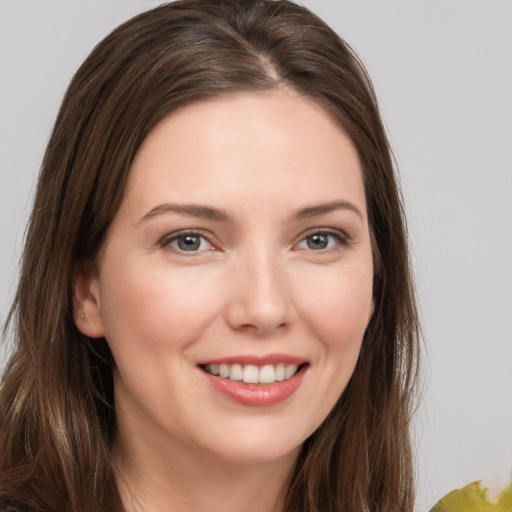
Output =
[{"x1": 203, "y1": 363, "x2": 299, "y2": 384}]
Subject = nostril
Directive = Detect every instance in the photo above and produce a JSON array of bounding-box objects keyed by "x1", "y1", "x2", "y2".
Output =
[{"x1": 224, "y1": 272, "x2": 295, "y2": 335}]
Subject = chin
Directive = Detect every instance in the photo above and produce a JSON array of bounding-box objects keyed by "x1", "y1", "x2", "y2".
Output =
[
  {"x1": 216, "y1": 443, "x2": 300, "y2": 467},
  {"x1": 200, "y1": 422, "x2": 307, "y2": 467}
]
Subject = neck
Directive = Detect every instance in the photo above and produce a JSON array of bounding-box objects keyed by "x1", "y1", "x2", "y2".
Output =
[{"x1": 114, "y1": 426, "x2": 298, "y2": 512}]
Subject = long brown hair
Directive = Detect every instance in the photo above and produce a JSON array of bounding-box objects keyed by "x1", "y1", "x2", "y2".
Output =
[{"x1": 0, "y1": 1, "x2": 420, "y2": 510}]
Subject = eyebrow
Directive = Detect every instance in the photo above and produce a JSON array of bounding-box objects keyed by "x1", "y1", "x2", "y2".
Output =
[
  {"x1": 293, "y1": 200, "x2": 364, "y2": 221},
  {"x1": 139, "y1": 203, "x2": 232, "y2": 223},
  {"x1": 138, "y1": 199, "x2": 363, "y2": 224}
]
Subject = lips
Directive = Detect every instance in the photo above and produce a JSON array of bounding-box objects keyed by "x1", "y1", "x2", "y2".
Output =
[{"x1": 198, "y1": 355, "x2": 308, "y2": 406}]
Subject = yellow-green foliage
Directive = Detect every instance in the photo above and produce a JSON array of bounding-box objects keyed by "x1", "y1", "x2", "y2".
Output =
[{"x1": 430, "y1": 481, "x2": 512, "y2": 512}]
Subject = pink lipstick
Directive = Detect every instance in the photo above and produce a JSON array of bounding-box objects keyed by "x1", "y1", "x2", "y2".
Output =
[{"x1": 198, "y1": 355, "x2": 308, "y2": 406}]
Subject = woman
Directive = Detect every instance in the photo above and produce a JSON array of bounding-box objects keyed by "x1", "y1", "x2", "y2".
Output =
[{"x1": 0, "y1": 1, "x2": 420, "y2": 511}]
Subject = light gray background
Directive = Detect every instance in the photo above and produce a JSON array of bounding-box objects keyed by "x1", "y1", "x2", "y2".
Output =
[{"x1": 1, "y1": 1, "x2": 511, "y2": 509}]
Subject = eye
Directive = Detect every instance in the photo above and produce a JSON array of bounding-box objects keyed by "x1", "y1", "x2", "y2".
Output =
[
  {"x1": 161, "y1": 231, "x2": 214, "y2": 253},
  {"x1": 296, "y1": 230, "x2": 348, "y2": 251}
]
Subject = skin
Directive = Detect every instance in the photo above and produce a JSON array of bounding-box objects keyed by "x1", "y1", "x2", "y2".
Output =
[{"x1": 75, "y1": 90, "x2": 374, "y2": 512}]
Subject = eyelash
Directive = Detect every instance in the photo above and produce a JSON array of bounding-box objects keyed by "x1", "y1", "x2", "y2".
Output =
[
  {"x1": 295, "y1": 229, "x2": 349, "y2": 253},
  {"x1": 158, "y1": 228, "x2": 349, "y2": 255},
  {"x1": 159, "y1": 230, "x2": 215, "y2": 255}
]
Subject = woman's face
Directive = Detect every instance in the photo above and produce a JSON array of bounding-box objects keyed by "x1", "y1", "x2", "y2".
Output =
[{"x1": 76, "y1": 90, "x2": 374, "y2": 466}]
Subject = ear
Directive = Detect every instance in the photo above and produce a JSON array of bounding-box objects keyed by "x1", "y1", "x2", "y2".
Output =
[{"x1": 73, "y1": 263, "x2": 105, "y2": 338}]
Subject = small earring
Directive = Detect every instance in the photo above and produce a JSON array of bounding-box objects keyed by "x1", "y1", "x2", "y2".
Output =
[{"x1": 80, "y1": 313, "x2": 86, "y2": 323}]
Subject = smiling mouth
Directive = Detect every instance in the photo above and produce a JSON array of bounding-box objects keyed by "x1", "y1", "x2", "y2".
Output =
[{"x1": 200, "y1": 363, "x2": 306, "y2": 385}]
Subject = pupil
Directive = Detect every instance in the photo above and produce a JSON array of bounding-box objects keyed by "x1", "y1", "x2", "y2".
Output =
[
  {"x1": 308, "y1": 234, "x2": 328, "y2": 249},
  {"x1": 178, "y1": 235, "x2": 200, "y2": 251}
]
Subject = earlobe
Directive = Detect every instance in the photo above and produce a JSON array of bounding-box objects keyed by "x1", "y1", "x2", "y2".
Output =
[{"x1": 73, "y1": 265, "x2": 105, "y2": 338}]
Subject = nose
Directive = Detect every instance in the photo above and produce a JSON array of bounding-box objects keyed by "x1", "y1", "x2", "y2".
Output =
[{"x1": 225, "y1": 250, "x2": 296, "y2": 336}]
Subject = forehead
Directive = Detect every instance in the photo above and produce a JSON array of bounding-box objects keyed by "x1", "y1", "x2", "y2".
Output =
[{"x1": 124, "y1": 90, "x2": 366, "y2": 221}]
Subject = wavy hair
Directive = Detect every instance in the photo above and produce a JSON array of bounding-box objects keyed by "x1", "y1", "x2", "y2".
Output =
[{"x1": 0, "y1": 1, "x2": 420, "y2": 510}]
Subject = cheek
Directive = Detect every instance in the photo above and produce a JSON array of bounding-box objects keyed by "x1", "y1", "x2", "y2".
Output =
[
  {"x1": 288, "y1": 264, "x2": 373, "y2": 435},
  {"x1": 294, "y1": 265, "x2": 373, "y2": 358},
  {"x1": 98, "y1": 256, "x2": 223, "y2": 357}
]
